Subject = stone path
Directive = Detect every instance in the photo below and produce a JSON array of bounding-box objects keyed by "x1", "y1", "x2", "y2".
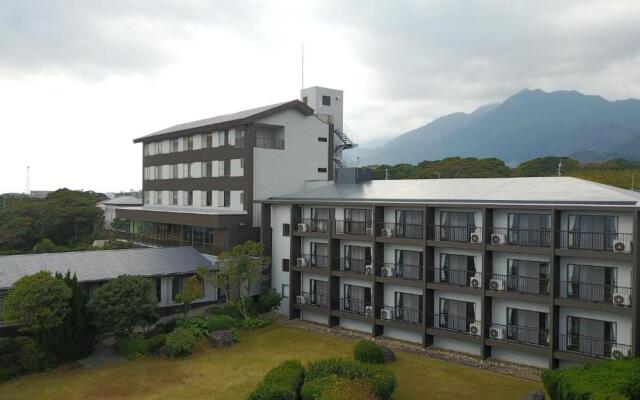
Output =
[{"x1": 78, "y1": 335, "x2": 125, "y2": 369}]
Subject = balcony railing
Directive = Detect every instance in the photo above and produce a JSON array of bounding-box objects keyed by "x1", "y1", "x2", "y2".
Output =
[
  {"x1": 489, "y1": 227, "x2": 551, "y2": 247},
  {"x1": 431, "y1": 225, "x2": 483, "y2": 243},
  {"x1": 378, "y1": 263, "x2": 423, "y2": 280},
  {"x1": 295, "y1": 254, "x2": 329, "y2": 269},
  {"x1": 337, "y1": 258, "x2": 370, "y2": 274},
  {"x1": 558, "y1": 333, "x2": 632, "y2": 359},
  {"x1": 297, "y1": 292, "x2": 329, "y2": 307},
  {"x1": 430, "y1": 313, "x2": 481, "y2": 336},
  {"x1": 110, "y1": 231, "x2": 227, "y2": 255},
  {"x1": 334, "y1": 220, "x2": 373, "y2": 236},
  {"x1": 558, "y1": 231, "x2": 633, "y2": 253},
  {"x1": 255, "y1": 136, "x2": 285, "y2": 150},
  {"x1": 486, "y1": 273, "x2": 550, "y2": 296},
  {"x1": 379, "y1": 306, "x2": 423, "y2": 325},
  {"x1": 376, "y1": 222, "x2": 423, "y2": 240},
  {"x1": 339, "y1": 298, "x2": 371, "y2": 315},
  {"x1": 488, "y1": 323, "x2": 550, "y2": 347},
  {"x1": 558, "y1": 281, "x2": 632, "y2": 306},
  {"x1": 431, "y1": 268, "x2": 482, "y2": 288},
  {"x1": 295, "y1": 219, "x2": 329, "y2": 234}
]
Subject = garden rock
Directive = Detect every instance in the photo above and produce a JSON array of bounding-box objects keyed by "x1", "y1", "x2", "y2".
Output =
[
  {"x1": 379, "y1": 344, "x2": 396, "y2": 363},
  {"x1": 522, "y1": 389, "x2": 545, "y2": 400},
  {"x1": 153, "y1": 346, "x2": 169, "y2": 358},
  {"x1": 208, "y1": 330, "x2": 234, "y2": 348}
]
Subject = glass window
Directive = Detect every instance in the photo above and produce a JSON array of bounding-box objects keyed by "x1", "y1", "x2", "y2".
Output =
[
  {"x1": 322, "y1": 95, "x2": 331, "y2": 106},
  {"x1": 283, "y1": 224, "x2": 290, "y2": 237},
  {"x1": 282, "y1": 259, "x2": 290, "y2": 272},
  {"x1": 187, "y1": 191, "x2": 193, "y2": 206}
]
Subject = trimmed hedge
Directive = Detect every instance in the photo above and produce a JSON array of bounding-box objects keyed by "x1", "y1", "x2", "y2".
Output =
[
  {"x1": 353, "y1": 340, "x2": 385, "y2": 364},
  {"x1": 306, "y1": 358, "x2": 395, "y2": 400},
  {"x1": 115, "y1": 334, "x2": 167, "y2": 360},
  {"x1": 177, "y1": 314, "x2": 238, "y2": 338},
  {"x1": 165, "y1": 328, "x2": 196, "y2": 357},
  {"x1": 301, "y1": 375, "x2": 376, "y2": 400},
  {"x1": 247, "y1": 360, "x2": 305, "y2": 400},
  {"x1": 542, "y1": 357, "x2": 640, "y2": 400}
]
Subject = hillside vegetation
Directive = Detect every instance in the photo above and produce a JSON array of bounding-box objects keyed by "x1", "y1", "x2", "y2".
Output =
[{"x1": 367, "y1": 156, "x2": 640, "y2": 191}]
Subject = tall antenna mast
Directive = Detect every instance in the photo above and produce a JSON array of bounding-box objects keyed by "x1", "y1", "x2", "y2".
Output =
[
  {"x1": 301, "y1": 42, "x2": 304, "y2": 92},
  {"x1": 25, "y1": 166, "x2": 31, "y2": 196}
]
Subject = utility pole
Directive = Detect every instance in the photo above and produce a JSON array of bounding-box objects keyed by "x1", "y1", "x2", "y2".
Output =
[
  {"x1": 25, "y1": 166, "x2": 31, "y2": 196},
  {"x1": 557, "y1": 161, "x2": 563, "y2": 177},
  {"x1": 385, "y1": 167, "x2": 389, "y2": 180}
]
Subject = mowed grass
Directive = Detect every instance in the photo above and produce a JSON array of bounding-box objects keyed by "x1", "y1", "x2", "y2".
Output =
[{"x1": 0, "y1": 325, "x2": 542, "y2": 400}]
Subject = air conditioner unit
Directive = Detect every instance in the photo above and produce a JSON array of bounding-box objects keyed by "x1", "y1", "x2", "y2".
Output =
[
  {"x1": 296, "y1": 257, "x2": 307, "y2": 267},
  {"x1": 365, "y1": 305, "x2": 373, "y2": 317},
  {"x1": 297, "y1": 223, "x2": 308, "y2": 232},
  {"x1": 489, "y1": 325, "x2": 505, "y2": 340},
  {"x1": 613, "y1": 240, "x2": 632, "y2": 253},
  {"x1": 365, "y1": 265, "x2": 374, "y2": 275},
  {"x1": 380, "y1": 307, "x2": 393, "y2": 320},
  {"x1": 469, "y1": 273, "x2": 482, "y2": 289},
  {"x1": 491, "y1": 233, "x2": 506, "y2": 245},
  {"x1": 365, "y1": 227, "x2": 374, "y2": 236},
  {"x1": 382, "y1": 265, "x2": 395, "y2": 278},
  {"x1": 469, "y1": 322, "x2": 481, "y2": 336},
  {"x1": 296, "y1": 295, "x2": 306, "y2": 304},
  {"x1": 381, "y1": 228, "x2": 394, "y2": 237},
  {"x1": 611, "y1": 344, "x2": 632, "y2": 359},
  {"x1": 612, "y1": 291, "x2": 631, "y2": 306},
  {"x1": 470, "y1": 232, "x2": 482, "y2": 243},
  {"x1": 490, "y1": 278, "x2": 505, "y2": 291}
]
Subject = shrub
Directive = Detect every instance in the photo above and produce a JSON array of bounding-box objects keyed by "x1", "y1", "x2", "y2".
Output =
[
  {"x1": 542, "y1": 357, "x2": 640, "y2": 400},
  {"x1": 177, "y1": 314, "x2": 239, "y2": 338},
  {"x1": 301, "y1": 375, "x2": 376, "y2": 400},
  {"x1": 247, "y1": 360, "x2": 305, "y2": 400},
  {"x1": 238, "y1": 317, "x2": 271, "y2": 330},
  {"x1": 15, "y1": 337, "x2": 42, "y2": 373},
  {"x1": 0, "y1": 336, "x2": 44, "y2": 381},
  {"x1": 353, "y1": 340, "x2": 385, "y2": 364},
  {"x1": 115, "y1": 334, "x2": 167, "y2": 359},
  {"x1": 209, "y1": 303, "x2": 243, "y2": 319},
  {"x1": 165, "y1": 328, "x2": 196, "y2": 357},
  {"x1": 205, "y1": 315, "x2": 237, "y2": 332},
  {"x1": 177, "y1": 317, "x2": 210, "y2": 338},
  {"x1": 306, "y1": 358, "x2": 395, "y2": 400},
  {"x1": 256, "y1": 289, "x2": 283, "y2": 313}
]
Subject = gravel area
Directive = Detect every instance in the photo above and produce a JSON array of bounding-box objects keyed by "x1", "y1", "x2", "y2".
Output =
[{"x1": 279, "y1": 318, "x2": 543, "y2": 381}]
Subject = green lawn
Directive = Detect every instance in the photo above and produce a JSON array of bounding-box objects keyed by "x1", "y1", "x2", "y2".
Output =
[{"x1": 0, "y1": 325, "x2": 542, "y2": 399}]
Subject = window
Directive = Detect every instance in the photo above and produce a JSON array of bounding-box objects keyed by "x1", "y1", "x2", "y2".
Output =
[
  {"x1": 318, "y1": 167, "x2": 327, "y2": 173},
  {"x1": 322, "y1": 95, "x2": 331, "y2": 106},
  {"x1": 205, "y1": 133, "x2": 213, "y2": 148},
  {"x1": 187, "y1": 191, "x2": 193, "y2": 206},
  {"x1": 143, "y1": 191, "x2": 150, "y2": 205},
  {"x1": 302, "y1": 96, "x2": 308, "y2": 104},
  {"x1": 224, "y1": 191, "x2": 230, "y2": 207},
  {"x1": 283, "y1": 223, "x2": 290, "y2": 237},
  {"x1": 239, "y1": 191, "x2": 244, "y2": 206},
  {"x1": 343, "y1": 284, "x2": 371, "y2": 313},
  {"x1": 318, "y1": 137, "x2": 328, "y2": 142},
  {"x1": 155, "y1": 191, "x2": 162, "y2": 205},
  {"x1": 170, "y1": 191, "x2": 178, "y2": 205},
  {"x1": 186, "y1": 136, "x2": 194, "y2": 150},
  {"x1": 156, "y1": 166, "x2": 163, "y2": 179},
  {"x1": 172, "y1": 275, "x2": 204, "y2": 301},
  {"x1": 343, "y1": 245, "x2": 371, "y2": 273},
  {"x1": 309, "y1": 279, "x2": 328, "y2": 306},
  {"x1": 282, "y1": 258, "x2": 290, "y2": 272},
  {"x1": 224, "y1": 160, "x2": 231, "y2": 176},
  {"x1": 172, "y1": 164, "x2": 178, "y2": 179},
  {"x1": 281, "y1": 284, "x2": 289, "y2": 298},
  {"x1": 172, "y1": 139, "x2": 179, "y2": 152},
  {"x1": 202, "y1": 162, "x2": 212, "y2": 178},
  {"x1": 155, "y1": 278, "x2": 162, "y2": 303},
  {"x1": 236, "y1": 129, "x2": 245, "y2": 147},
  {"x1": 206, "y1": 191, "x2": 213, "y2": 207}
]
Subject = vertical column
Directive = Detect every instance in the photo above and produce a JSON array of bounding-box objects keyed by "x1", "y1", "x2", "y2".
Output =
[
  {"x1": 372, "y1": 205, "x2": 384, "y2": 337},
  {"x1": 290, "y1": 204, "x2": 302, "y2": 320},
  {"x1": 633, "y1": 211, "x2": 640, "y2": 355},
  {"x1": 260, "y1": 203, "x2": 273, "y2": 292},
  {"x1": 328, "y1": 207, "x2": 339, "y2": 327},
  {"x1": 425, "y1": 206, "x2": 435, "y2": 347},
  {"x1": 480, "y1": 207, "x2": 493, "y2": 360},
  {"x1": 549, "y1": 208, "x2": 560, "y2": 369}
]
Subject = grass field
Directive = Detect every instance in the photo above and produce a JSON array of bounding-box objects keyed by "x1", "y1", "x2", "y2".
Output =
[{"x1": 0, "y1": 325, "x2": 542, "y2": 400}]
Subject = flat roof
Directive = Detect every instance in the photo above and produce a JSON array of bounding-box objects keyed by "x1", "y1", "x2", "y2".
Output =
[
  {"x1": 265, "y1": 177, "x2": 640, "y2": 207},
  {"x1": 119, "y1": 205, "x2": 247, "y2": 216},
  {"x1": 101, "y1": 196, "x2": 143, "y2": 206},
  {"x1": 0, "y1": 247, "x2": 215, "y2": 290}
]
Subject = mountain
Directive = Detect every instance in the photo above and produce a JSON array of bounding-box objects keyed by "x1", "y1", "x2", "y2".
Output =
[{"x1": 358, "y1": 89, "x2": 640, "y2": 166}]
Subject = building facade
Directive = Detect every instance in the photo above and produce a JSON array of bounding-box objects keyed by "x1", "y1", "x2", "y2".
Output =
[{"x1": 261, "y1": 175, "x2": 640, "y2": 369}]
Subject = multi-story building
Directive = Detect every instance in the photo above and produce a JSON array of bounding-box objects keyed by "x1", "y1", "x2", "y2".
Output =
[
  {"x1": 260, "y1": 173, "x2": 640, "y2": 369},
  {"x1": 116, "y1": 87, "x2": 353, "y2": 254}
]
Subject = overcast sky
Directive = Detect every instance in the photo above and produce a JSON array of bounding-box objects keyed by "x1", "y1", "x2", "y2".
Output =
[{"x1": 1, "y1": 0, "x2": 640, "y2": 193}]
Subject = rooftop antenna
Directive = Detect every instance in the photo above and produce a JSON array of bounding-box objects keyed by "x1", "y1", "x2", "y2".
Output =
[
  {"x1": 557, "y1": 161, "x2": 562, "y2": 177},
  {"x1": 25, "y1": 166, "x2": 31, "y2": 196}
]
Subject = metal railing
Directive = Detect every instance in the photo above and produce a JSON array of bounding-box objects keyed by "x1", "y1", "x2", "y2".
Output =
[
  {"x1": 110, "y1": 231, "x2": 227, "y2": 255},
  {"x1": 379, "y1": 306, "x2": 423, "y2": 324},
  {"x1": 430, "y1": 313, "x2": 481, "y2": 336},
  {"x1": 558, "y1": 231, "x2": 633, "y2": 253},
  {"x1": 376, "y1": 222, "x2": 423, "y2": 240},
  {"x1": 295, "y1": 219, "x2": 330, "y2": 234},
  {"x1": 334, "y1": 220, "x2": 373, "y2": 236},
  {"x1": 489, "y1": 227, "x2": 551, "y2": 247},
  {"x1": 295, "y1": 254, "x2": 329, "y2": 269},
  {"x1": 486, "y1": 273, "x2": 550, "y2": 295},
  {"x1": 339, "y1": 298, "x2": 371, "y2": 315},
  {"x1": 558, "y1": 333, "x2": 632, "y2": 359},
  {"x1": 377, "y1": 263, "x2": 423, "y2": 280},
  {"x1": 337, "y1": 258, "x2": 370, "y2": 274},
  {"x1": 431, "y1": 268, "x2": 481, "y2": 288},
  {"x1": 431, "y1": 225, "x2": 483, "y2": 242},
  {"x1": 487, "y1": 323, "x2": 550, "y2": 347},
  {"x1": 558, "y1": 281, "x2": 632, "y2": 306},
  {"x1": 298, "y1": 292, "x2": 329, "y2": 307},
  {"x1": 255, "y1": 136, "x2": 285, "y2": 150}
]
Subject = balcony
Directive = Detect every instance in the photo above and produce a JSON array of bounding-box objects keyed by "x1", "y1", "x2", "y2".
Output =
[
  {"x1": 486, "y1": 273, "x2": 550, "y2": 296},
  {"x1": 487, "y1": 323, "x2": 550, "y2": 347},
  {"x1": 295, "y1": 254, "x2": 329, "y2": 269},
  {"x1": 110, "y1": 231, "x2": 227, "y2": 255},
  {"x1": 334, "y1": 220, "x2": 373, "y2": 236},
  {"x1": 336, "y1": 258, "x2": 370, "y2": 275},
  {"x1": 378, "y1": 263, "x2": 423, "y2": 281},
  {"x1": 378, "y1": 306, "x2": 423, "y2": 325},
  {"x1": 558, "y1": 281, "x2": 632, "y2": 307},
  {"x1": 294, "y1": 219, "x2": 329, "y2": 234},
  {"x1": 376, "y1": 222, "x2": 423, "y2": 240},
  {"x1": 431, "y1": 225, "x2": 483, "y2": 243},
  {"x1": 558, "y1": 333, "x2": 632, "y2": 359},
  {"x1": 489, "y1": 227, "x2": 551, "y2": 247},
  {"x1": 558, "y1": 231, "x2": 633, "y2": 253},
  {"x1": 255, "y1": 136, "x2": 285, "y2": 150},
  {"x1": 429, "y1": 313, "x2": 481, "y2": 336},
  {"x1": 431, "y1": 268, "x2": 482, "y2": 289},
  {"x1": 296, "y1": 292, "x2": 329, "y2": 308},
  {"x1": 338, "y1": 298, "x2": 371, "y2": 316}
]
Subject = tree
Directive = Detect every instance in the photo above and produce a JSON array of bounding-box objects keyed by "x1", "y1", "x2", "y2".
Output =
[
  {"x1": 200, "y1": 241, "x2": 270, "y2": 320},
  {"x1": 91, "y1": 275, "x2": 158, "y2": 335},
  {"x1": 174, "y1": 274, "x2": 204, "y2": 318},
  {"x1": 3, "y1": 271, "x2": 72, "y2": 336}
]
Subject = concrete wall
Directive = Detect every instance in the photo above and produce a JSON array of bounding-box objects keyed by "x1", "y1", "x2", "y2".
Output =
[{"x1": 270, "y1": 204, "x2": 292, "y2": 314}]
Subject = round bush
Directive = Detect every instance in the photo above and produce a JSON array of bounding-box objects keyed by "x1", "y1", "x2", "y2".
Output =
[
  {"x1": 306, "y1": 358, "x2": 395, "y2": 400},
  {"x1": 302, "y1": 375, "x2": 376, "y2": 400},
  {"x1": 353, "y1": 340, "x2": 385, "y2": 364},
  {"x1": 164, "y1": 328, "x2": 196, "y2": 357},
  {"x1": 247, "y1": 360, "x2": 305, "y2": 400},
  {"x1": 15, "y1": 337, "x2": 42, "y2": 373},
  {"x1": 205, "y1": 315, "x2": 237, "y2": 332}
]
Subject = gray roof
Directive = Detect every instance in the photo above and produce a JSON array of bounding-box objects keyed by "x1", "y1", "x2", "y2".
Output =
[
  {"x1": 0, "y1": 247, "x2": 214, "y2": 290},
  {"x1": 102, "y1": 196, "x2": 142, "y2": 206},
  {"x1": 134, "y1": 99, "x2": 313, "y2": 143},
  {"x1": 266, "y1": 177, "x2": 640, "y2": 207}
]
